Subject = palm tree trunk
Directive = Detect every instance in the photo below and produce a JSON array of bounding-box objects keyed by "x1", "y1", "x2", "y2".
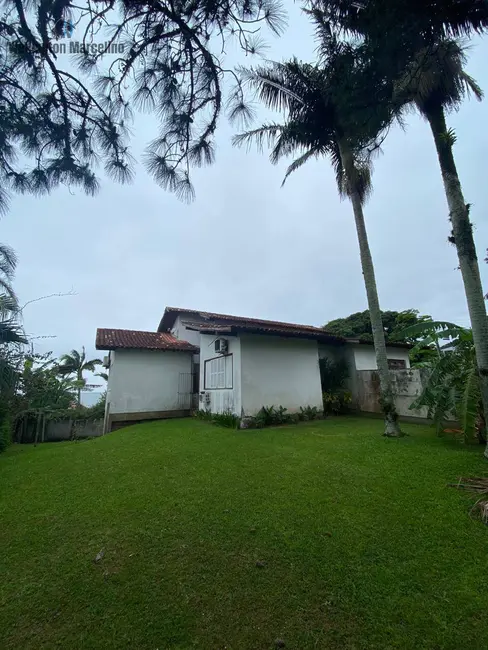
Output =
[
  {"x1": 338, "y1": 141, "x2": 403, "y2": 437},
  {"x1": 426, "y1": 106, "x2": 488, "y2": 457},
  {"x1": 77, "y1": 370, "x2": 82, "y2": 405}
]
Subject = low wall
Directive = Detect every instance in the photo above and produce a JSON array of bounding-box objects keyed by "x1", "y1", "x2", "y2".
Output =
[
  {"x1": 356, "y1": 369, "x2": 430, "y2": 419},
  {"x1": 17, "y1": 419, "x2": 104, "y2": 443}
]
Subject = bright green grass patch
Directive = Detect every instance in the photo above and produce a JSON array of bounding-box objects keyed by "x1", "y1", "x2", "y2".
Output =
[{"x1": 0, "y1": 417, "x2": 487, "y2": 649}]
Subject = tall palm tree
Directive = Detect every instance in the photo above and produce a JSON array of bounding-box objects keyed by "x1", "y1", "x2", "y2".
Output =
[
  {"x1": 234, "y1": 53, "x2": 403, "y2": 436},
  {"x1": 57, "y1": 347, "x2": 102, "y2": 405},
  {"x1": 311, "y1": 1, "x2": 488, "y2": 456},
  {"x1": 394, "y1": 39, "x2": 488, "y2": 457}
]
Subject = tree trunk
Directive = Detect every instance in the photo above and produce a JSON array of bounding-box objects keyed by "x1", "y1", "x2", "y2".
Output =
[
  {"x1": 338, "y1": 140, "x2": 403, "y2": 437},
  {"x1": 426, "y1": 106, "x2": 488, "y2": 458},
  {"x1": 77, "y1": 370, "x2": 82, "y2": 405}
]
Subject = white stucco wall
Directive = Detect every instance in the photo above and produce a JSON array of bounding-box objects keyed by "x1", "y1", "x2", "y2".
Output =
[
  {"x1": 171, "y1": 315, "x2": 203, "y2": 347},
  {"x1": 106, "y1": 349, "x2": 193, "y2": 415},
  {"x1": 240, "y1": 335, "x2": 323, "y2": 416},
  {"x1": 351, "y1": 344, "x2": 411, "y2": 371},
  {"x1": 198, "y1": 333, "x2": 242, "y2": 414}
]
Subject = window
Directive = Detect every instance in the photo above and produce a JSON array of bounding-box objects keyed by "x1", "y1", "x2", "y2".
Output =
[
  {"x1": 388, "y1": 359, "x2": 407, "y2": 370},
  {"x1": 204, "y1": 355, "x2": 233, "y2": 389}
]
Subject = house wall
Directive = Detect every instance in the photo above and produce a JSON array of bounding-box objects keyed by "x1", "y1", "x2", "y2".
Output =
[
  {"x1": 240, "y1": 335, "x2": 323, "y2": 416},
  {"x1": 170, "y1": 315, "x2": 202, "y2": 347},
  {"x1": 198, "y1": 333, "x2": 242, "y2": 414},
  {"x1": 106, "y1": 349, "x2": 193, "y2": 416},
  {"x1": 351, "y1": 344, "x2": 411, "y2": 370}
]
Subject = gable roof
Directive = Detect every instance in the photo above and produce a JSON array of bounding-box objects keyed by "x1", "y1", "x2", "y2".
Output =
[
  {"x1": 158, "y1": 307, "x2": 345, "y2": 344},
  {"x1": 96, "y1": 328, "x2": 198, "y2": 352}
]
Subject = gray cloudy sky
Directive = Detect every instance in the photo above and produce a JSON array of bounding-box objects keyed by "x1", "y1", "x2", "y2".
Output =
[{"x1": 3, "y1": 3, "x2": 488, "y2": 367}]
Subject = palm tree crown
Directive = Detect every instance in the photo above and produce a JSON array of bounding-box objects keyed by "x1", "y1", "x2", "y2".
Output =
[
  {"x1": 396, "y1": 38, "x2": 482, "y2": 116},
  {"x1": 57, "y1": 347, "x2": 102, "y2": 404}
]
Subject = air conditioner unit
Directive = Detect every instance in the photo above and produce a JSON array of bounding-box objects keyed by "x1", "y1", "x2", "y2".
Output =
[
  {"x1": 215, "y1": 338, "x2": 228, "y2": 354},
  {"x1": 102, "y1": 355, "x2": 110, "y2": 369}
]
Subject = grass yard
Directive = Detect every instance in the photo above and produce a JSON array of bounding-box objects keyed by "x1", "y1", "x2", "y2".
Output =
[{"x1": 1, "y1": 417, "x2": 488, "y2": 650}]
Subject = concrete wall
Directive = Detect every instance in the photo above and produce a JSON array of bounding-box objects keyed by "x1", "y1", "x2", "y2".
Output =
[
  {"x1": 106, "y1": 349, "x2": 193, "y2": 415},
  {"x1": 356, "y1": 368, "x2": 430, "y2": 418},
  {"x1": 352, "y1": 344, "x2": 411, "y2": 370},
  {"x1": 240, "y1": 335, "x2": 323, "y2": 416},
  {"x1": 198, "y1": 333, "x2": 242, "y2": 414},
  {"x1": 171, "y1": 315, "x2": 203, "y2": 347},
  {"x1": 17, "y1": 419, "x2": 104, "y2": 443}
]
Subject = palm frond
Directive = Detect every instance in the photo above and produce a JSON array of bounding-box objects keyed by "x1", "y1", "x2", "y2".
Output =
[
  {"x1": 82, "y1": 359, "x2": 103, "y2": 372},
  {"x1": 232, "y1": 124, "x2": 285, "y2": 153},
  {"x1": 282, "y1": 147, "x2": 321, "y2": 186},
  {"x1": 460, "y1": 71, "x2": 483, "y2": 101},
  {"x1": 398, "y1": 320, "x2": 466, "y2": 340}
]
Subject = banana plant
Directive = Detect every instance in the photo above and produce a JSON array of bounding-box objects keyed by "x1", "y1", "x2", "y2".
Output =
[{"x1": 400, "y1": 321, "x2": 483, "y2": 443}]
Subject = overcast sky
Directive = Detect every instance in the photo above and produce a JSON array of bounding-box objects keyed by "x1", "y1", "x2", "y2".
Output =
[{"x1": 3, "y1": 3, "x2": 488, "y2": 368}]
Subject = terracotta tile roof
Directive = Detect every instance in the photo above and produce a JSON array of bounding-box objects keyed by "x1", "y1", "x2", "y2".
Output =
[
  {"x1": 173, "y1": 315, "x2": 345, "y2": 344},
  {"x1": 160, "y1": 306, "x2": 332, "y2": 332},
  {"x1": 96, "y1": 328, "x2": 198, "y2": 352}
]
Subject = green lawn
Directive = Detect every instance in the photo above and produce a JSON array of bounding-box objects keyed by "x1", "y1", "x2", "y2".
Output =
[{"x1": 1, "y1": 417, "x2": 487, "y2": 650}]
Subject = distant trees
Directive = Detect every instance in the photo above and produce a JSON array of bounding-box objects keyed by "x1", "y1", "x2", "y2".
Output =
[{"x1": 324, "y1": 309, "x2": 437, "y2": 364}]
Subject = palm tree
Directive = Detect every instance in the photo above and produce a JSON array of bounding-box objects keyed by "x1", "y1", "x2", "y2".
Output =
[
  {"x1": 234, "y1": 52, "x2": 403, "y2": 437},
  {"x1": 311, "y1": 1, "x2": 488, "y2": 456},
  {"x1": 394, "y1": 39, "x2": 488, "y2": 457},
  {"x1": 56, "y1": 347, "x2": 102, "y2": 405}
]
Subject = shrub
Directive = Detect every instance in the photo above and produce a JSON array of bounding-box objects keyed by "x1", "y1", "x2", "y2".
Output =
[
  {"x1": 299, "y1": 405, "x2": 320, "y2": 421},
  {"x1": 319, "y1": 357, "x2": 349, "y2": 393},
  {"x1": 322, "y1": 390, "x2": 352, "y2": 416},
  {"x1": 195, "y1": 409, "x2": 239, "y2": 429}
]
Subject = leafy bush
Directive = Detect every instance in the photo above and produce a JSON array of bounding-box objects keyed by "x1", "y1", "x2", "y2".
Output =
[
  {"x1": 299, "y1": 405, "x2": 320, "y2": 421},
  {"x1": 195, "y1": 409, "x2": 239, "y2": 429},
  {"x1": 319, "y1": 357, "x2": 349, "y2": 393},
  {"x1": 322, "y1": 390, "x2": 352, "y2": 416}
]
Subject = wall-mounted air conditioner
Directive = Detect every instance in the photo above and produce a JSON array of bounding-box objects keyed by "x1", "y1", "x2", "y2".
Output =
[
  {"x1": 215, "y1": 338, "x2": 228, "y2": 354},
  {"x1": 102, "y1": 355, "x2": 110, "y2": 369}
]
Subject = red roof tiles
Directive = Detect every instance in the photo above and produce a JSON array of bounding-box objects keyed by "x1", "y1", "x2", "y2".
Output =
[
  {"x1": 96, "y1": 328, "x2": 198, "y2": 352},
  {"x1": 159, "y1": 307, "x2": 343, "y2": 342}
]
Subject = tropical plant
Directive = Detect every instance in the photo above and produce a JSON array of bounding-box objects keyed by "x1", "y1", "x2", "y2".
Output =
[
  {"x1": 319, "y1": 357, "x2": 349, "y2": 393},
  {"x1": 400, "y1": 320, "x2": 484, "y2": 444},
  {"x1": 395, "y1": 39, "x2": 488, "y2": 456},
  {"x1": 323, "y1": 390, "x2": 352, "y2": 415},
  {"x1": 234, "y1": 49, "x2": 403, "y2": 437},
  {"x1": 299, "y1": 405, "x2": 320, "y2": 421},
  {"x1": 56, "y1": 347, "x2": 102, "y2": 405},
  {"x1": 309, "y1": 1, "x2": 488, "y2": 452}
]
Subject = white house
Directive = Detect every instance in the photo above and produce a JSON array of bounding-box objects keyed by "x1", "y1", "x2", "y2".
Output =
[{"x1": 96, "y1": 307, "x2": 411, "y2": 431}]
